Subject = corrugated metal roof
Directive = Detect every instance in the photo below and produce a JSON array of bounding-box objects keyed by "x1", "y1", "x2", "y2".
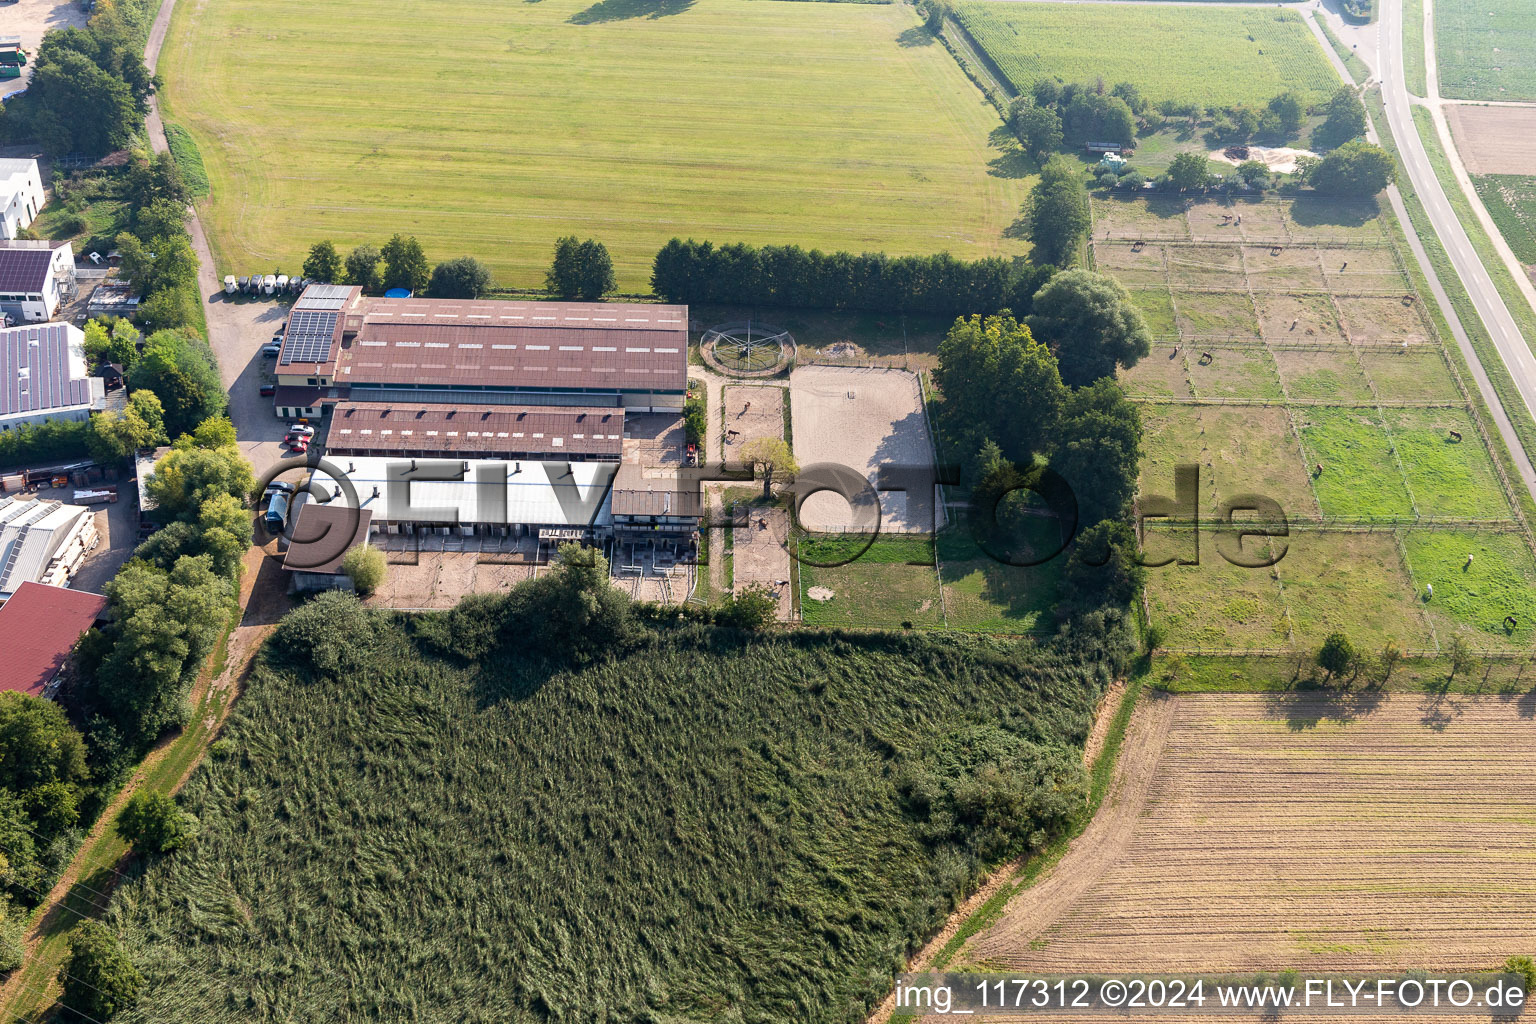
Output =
[
  {"x1": 0, "y1": 323, "x2": 93, "y2": 418},
  {"x1": 306, "y1": 457, "x2": 617, "y2": 528},
  {"x1": 610, "y1": 464, "x2": 704, "y2": 518},
  {"x1": 0, "y1": 582, "x2": 106, "y2": 697},
  {"x1": 327, "y1": 402, "x2": 623, "y2": 459},
  {"x1": 0, "y1": 500, "x2": 91, "y2": 596}
]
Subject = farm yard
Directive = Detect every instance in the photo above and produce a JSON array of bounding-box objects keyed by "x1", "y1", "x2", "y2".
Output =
[
  {"x1": 1433, "y1": 0, "x2": 1536, "y2": 100},
  {"x1": 949, "y1": 4, "x2": 1338, "y2": 107},
  {"x1": 1098, "y1": 195, "x2": 1536, "y2": 654},
  {"x1": 157, "y1": 0, "x2": 1028, "y2": 291},
  {"x1": 953, "y1": 694, "x2": 1536, "y2": 976}
]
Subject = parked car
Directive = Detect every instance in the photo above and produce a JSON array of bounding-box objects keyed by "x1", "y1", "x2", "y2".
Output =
[
  {"x1": 286, "y1": 438, "x2": 310, "y2": 453},
  {"x1": 264, "y1": 480, "x2": 295, "y2": 496},
  {"x1": 261, "y1": 343, "x2": 282, "y2": 358},
  {"x1": 264, "y1": 491, "x2": 290, "y2": 532},
  {"x1": 259, "y1": 384, "x2": 276, "y2": 397},
  {"x1": 287, "y1": 423, "x2": 315, "y2": 437}
]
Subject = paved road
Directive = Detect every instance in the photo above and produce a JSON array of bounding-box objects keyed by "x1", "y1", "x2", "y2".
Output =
[{"x1": 1375, "y1": 0, "x2": 1536, "y2": 497}]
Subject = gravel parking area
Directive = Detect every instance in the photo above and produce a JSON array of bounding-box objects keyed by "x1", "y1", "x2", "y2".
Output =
[
  {"x1": 0, "y1": 0, "x2": 87, "y2": 99},
  {"x1": 788, "y1": 365, "x2": 941, "y2": 534},
  {"x1": 204, "y1": 291, "x2": 293, "y2": 477}
]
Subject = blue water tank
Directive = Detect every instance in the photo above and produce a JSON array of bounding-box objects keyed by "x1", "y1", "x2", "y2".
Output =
[{"x1": 384, "y1": 288, "x2": 412, "y2": 298}]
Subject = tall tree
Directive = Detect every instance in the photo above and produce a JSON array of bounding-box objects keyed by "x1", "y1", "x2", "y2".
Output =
[
  {"x1": 380, "y1": 234, "x2": 430, "y2": 294},
  {"x1": 1010, "y1": 100, "x2": 1064, "y2": 162},
  {"x1": 739, "y1": 437, "x2": 798, "y2": 500},
  {"x1": 1315, "y1": 85, "x2": 1368, "y2": 149},
  {"x1": 575, "y1": 239, "x2": 616, "y2": 300},
  {"x1": 1165, "y1": 152, "x2": 1212, "y2": 192},
  {"x1": 428, "y1": 256, "x2": 493, "y2": 299},
  {"x1": 344, "y1": 244, "x2": 382, "y2": 294},
  {"x1": 1027, "y1": 156, "x2": 1091, "y2": 266},
  {"x1": 126, "y1": 331, "x2": 227, "y2": 437},
  {"x1": 1307, "y1": 141, "x2": 1394, "y2": 196},
  {"x1": 302, "y1": 240, "x2": 343, "y2": 283},
  {"x1": 1049, "y1": 379, "x2": 1141, "y2": 528},
  {"x1": 934, "y1": 313, "x2": 1065, "y2": 466},
  {"x1": 59, "y1": 922, "x2": 142, "y2": 1022},
  {"x1": 1027, "y1": 269, "x2": 1152, "y2": 386},
  {"x1": 546, "y1": 236, "x2": 581, "y2": 298}
]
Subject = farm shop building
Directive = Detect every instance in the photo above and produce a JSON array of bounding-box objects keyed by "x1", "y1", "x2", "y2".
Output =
[{"x1": 271, "y1": 285, "x2": 688, "y2": 420}]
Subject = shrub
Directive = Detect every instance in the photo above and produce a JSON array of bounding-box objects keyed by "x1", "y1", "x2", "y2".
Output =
[
  {"x1": 116, "y1": 791, "x2": 198, "y2": 854},
  {"x1": 60, "y1": 921, "x2": 141, "y2": 1021},
  {"x1": 341, "y1": 545, "x2": 387, "y2": 596}
]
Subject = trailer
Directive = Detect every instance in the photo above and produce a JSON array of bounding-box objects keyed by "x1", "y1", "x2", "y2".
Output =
[
  {"x1": 0, "y1": 66, "x2": 19, "y2": 80},
  {"x1": 237, "y1": 276, "x2": 250, "y2": 292},
  {"x1": 275, "y1": 274, "x2": 289, "y2": 293},
  {"x1": 224, "y1": 275, "x2": 237, "y2": 295},
  {"x1": 262, "y1": 274, "x2": 276, "y2": 295},
  {"x1": 74, "y1": 488, "x2": 119, "y2": 505}
]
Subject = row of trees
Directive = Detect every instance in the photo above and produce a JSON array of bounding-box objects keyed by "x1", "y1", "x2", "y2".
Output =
[
  {"x1": 304, "y1": 236, "x2": 493, "y2": 299},
  {"x1": 651, "y1": 239, "x2": 1056, "y2": 317},
  {"x1": 69, "y1": 419, "x2": 254, "y2": 780},
  {"x1": 110, "y1": 154, "x2": 203, "y2": 333}
]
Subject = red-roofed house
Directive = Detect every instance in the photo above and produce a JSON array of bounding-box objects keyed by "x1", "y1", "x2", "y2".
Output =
[{"x1": 0, "y1": 582, "x2": 106, "y2": 698}]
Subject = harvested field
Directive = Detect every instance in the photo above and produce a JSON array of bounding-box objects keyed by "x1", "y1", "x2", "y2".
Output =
[
  {"x1": 1272, "y1": 348, "x2": 1376, "y2": 403},
  {"x1": 958, "y1": 694, "x2": 1536, "y2": 974},
  {"x1": 1256, "y1": 291, "x2": 1346, "y2": 342},
  {"x1": 1172, "y1": 290, "x2": 1259, "y2": 339},
  {"x1": 789, "y1": 366, "x2": 939, "y2": 534},
  {"x1": 721, "y1": 386, "x2": 785, "y2": 453},
  {"x1": 1320, "y1": 244, "x2": 1409, "y2": 293},
  {"x1": 1186, "y1": 346, "x2": 1284, "y2": 401},
  {"x1": 1446, "y1": 105, "x2": 1536, "y2": 175}
]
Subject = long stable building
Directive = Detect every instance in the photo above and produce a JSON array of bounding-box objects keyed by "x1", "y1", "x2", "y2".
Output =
[{"x1": 272, "y1": 285, "x2": 688, "y2": 420}]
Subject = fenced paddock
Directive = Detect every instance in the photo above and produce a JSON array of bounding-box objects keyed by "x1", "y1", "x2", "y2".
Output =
[
  {"x1": 1098, "y1": 195, "x2": 1536, "y2": 654},
  {"x1": 789, "y1": 365, "x2": 942, "y2": 535}
]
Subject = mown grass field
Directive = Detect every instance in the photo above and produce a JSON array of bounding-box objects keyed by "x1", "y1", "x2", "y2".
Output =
[
  {"x1": 1433, "y1": 0, "x2": 1536, "y2": 100},
  {"x1": 158, "y1": 0, "x2": 1027, "y2": 291},
  {"x1": 950, "y1": 4, "x2": 1338, "y2": 107},
  {"x1": 1472, "y1": 175, "x2": 1536, "y2": 265},
  {"x1": 104, "y1": 601, "x2": 1103, "y2": 1023}
]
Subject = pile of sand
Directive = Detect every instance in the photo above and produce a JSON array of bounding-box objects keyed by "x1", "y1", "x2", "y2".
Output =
[
  {"x1": 806, "y1": 586, "x2": 835, "y2": 602},
  {"x1": 1208, "y1": 145, "x2": 1318, "y2": 175}
]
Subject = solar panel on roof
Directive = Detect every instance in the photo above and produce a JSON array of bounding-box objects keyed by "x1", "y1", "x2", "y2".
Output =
[
  {"x1": 280, "y1": 310, "x2": 339, "y2": 365},
  {"x1": 294, "y1": 283, "x2": 352, "y2": 312}
]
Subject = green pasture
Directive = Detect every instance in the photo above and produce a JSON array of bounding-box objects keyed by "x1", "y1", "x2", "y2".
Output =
[
  {"x1": 1384, "y1": 407, "x2": 1513, "y2": 520},
  {"x1": 951, "y1": 4, "x2": 1338, "y2": 107},
  {"x1": 935, "y1": 527, "x2": 1062, "y2": 634},
  {"x1": 1403, "y1": 530, "x2": 1536, "y2": 645},
  {"x1": 159, "y1": 0, "x2": 1027, "y2": 290},
  {"x1": 1296, "y1": 407, "x2": 1415, "y2": 519},
  {"x1": 1434, "y1": 0, "x2": 1536, "y2": 100}
]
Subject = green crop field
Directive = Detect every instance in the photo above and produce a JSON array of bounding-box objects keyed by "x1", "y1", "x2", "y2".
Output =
[
  {"x1": 1473, "y1": 175, "x2": 1536, "y2": 265},
  {"x1": 950, "y1": 4, "x2": 1338, "y2": 107},
  {"x1": 104, "y1": 595, "x2": 1103, "y2": 1022},
  {"x1": 1434, "y1": 0, "x2": 1536, "y2": 101},
  {"x1": 158, "y1": 0, "x2": 1026, "y2": 291}
]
